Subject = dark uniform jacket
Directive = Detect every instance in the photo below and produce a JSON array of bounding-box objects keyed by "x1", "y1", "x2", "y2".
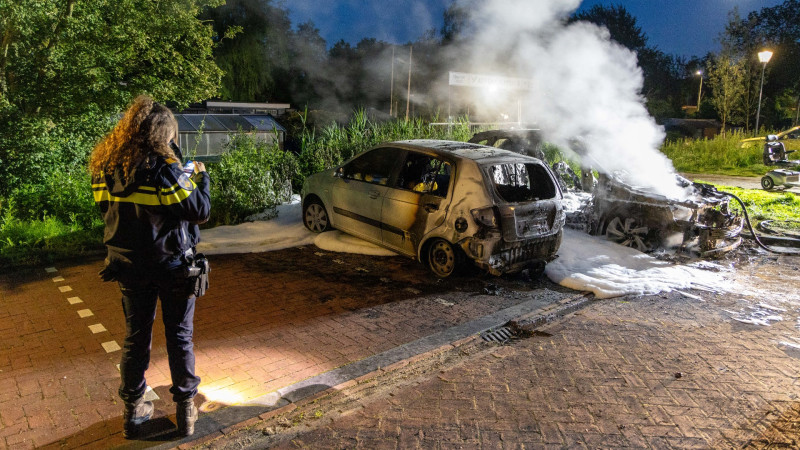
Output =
[{"x1": 93, "y1": 154, "x2": 211, "y2": 271}]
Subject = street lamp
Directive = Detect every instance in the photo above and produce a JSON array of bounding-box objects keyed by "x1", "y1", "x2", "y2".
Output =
[
  {"x1": 695, "y1": 70, "x2": 703, "y2": 114},
  {"x1": 755, "y1": 50, "x2": 773, "y2": 133}
]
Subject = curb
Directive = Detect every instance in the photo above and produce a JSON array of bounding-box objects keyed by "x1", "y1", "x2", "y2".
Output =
[{"x1": 507, "y1": 293, "x2": 595, "y2": 335}]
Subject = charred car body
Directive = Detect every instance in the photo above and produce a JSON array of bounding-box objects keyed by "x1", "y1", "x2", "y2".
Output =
[
  {"x1": 589, "y1": 174, "x2": 744, "y2": 256},
  {"x1": 472, "y1": 129, "x2": 744, "y2": 257},
  {"x1": 301, "y1": 140, "x2": 565, "y2": 277}
]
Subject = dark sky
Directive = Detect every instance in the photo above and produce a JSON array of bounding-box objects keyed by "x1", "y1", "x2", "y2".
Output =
[{"x1": 285, "y1": 0, "x2": 784, "y2": 58}]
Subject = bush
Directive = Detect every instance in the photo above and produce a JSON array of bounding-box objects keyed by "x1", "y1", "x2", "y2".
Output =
[
  {"x1": 207, "y1": 132, "x2": 298, "y2": 225},
  {"x1": 3, "y1": 169, "x2": 99, "y2": 230}
]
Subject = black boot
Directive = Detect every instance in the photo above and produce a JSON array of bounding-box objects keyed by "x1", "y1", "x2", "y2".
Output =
[
  {"x1": 176, "y1": 398, "x2": 198, "y2": 436},
  {"x1": 123, "y1": 397, "x2": 153, "y2": 439}
]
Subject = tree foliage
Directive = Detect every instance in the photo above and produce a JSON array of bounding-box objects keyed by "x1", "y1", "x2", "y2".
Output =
[
  {"x1": 718, "y1": 0, "x2": 800, "y2": 129},
  {"x1": 570, "y1": 4, "x2": 647, "y2": 51},
  {"x1": 0, "y1": 0, "x2": 224, "y2": 198},
  {"x1": 568, "y1": 4, "x2": 685, "y2": 120},
  {"x1": 201, "y1": 0, "x2": 291, "y2": 101},
  {"x1": 707, "y1": 54, "x2": 746, "y2": 135},
  {"x1": 1, "y1": 0, "x2": 223, "y2": 118}
]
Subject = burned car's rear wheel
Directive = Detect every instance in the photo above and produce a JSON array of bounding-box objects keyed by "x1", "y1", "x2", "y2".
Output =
[
  {"x1": 605, "y1": 216, "x2": 652, "y2": 252},
  {"x1": 426, "y1": 239, "x2": 460, "y2": 278},
  {"x1": 303, "y1": 200, "x2": 332, "y2": 233}
]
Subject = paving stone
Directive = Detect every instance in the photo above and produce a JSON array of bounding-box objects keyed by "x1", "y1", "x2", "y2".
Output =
[{"x1": 224, "y1": 281, "x2": 800, "y2": 449}]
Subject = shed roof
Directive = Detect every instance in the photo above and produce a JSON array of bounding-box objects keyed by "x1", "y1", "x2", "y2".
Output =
[{"x1": 175, "y1": 114, "x2": 286, "y2": 133}]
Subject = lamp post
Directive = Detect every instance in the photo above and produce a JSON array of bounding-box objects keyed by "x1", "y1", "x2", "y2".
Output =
[
  {"x1": 755, "y1": 50, "x2": 773, "y2": 133},
  {"x1": 695, "y1": 70, "x2": 703, "y2": 114}
]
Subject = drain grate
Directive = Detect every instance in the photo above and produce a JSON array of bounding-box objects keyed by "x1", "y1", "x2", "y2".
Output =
[{"x1": 481, "y1": 326, "x2": 516, "y2": 344}]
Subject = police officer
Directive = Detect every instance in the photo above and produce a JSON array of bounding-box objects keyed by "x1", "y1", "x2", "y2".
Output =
[{"x1": 89, "y1": 95, "x2": 211, "y2": 438}]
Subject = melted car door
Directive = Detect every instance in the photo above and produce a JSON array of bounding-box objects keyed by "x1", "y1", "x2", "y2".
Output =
[
  {"x1": 381, "y1": 152, "x2": 452, "y2": 256},
  {"x1": 330, "y1": 148, "x2": 401, "y2": 244}
]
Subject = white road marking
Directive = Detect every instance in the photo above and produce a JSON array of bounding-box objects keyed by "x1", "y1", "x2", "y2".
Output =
[
  {"x1": 45, "y1": 267, "x2": 57, "y2": 273},
  {"x1": 77, "y1": 309, "x2": 93, "y2": 318},
  {"x1": 58, "y1": 286, "x2": 73, "y2": 293},
  {"x1": 88, "y1": 324, "x2": 107, "y2": 334},
  {"x1": 67, "y1": 297, "x2": 83, "y2": 304},
  {"x1": 52, "y1": 276, "x2": 65, "y2": 282},
  {"x1": 102, "y1": 341, "x2": 121, "y2": 353}
]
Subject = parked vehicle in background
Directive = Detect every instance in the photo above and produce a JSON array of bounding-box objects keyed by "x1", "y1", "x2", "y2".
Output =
[
  {"x1": 740, "y1": 125, "x2": 800, "y2": 151},
  {"x1": 301, "y1": 140, "x2": 565, "y2": 277}
]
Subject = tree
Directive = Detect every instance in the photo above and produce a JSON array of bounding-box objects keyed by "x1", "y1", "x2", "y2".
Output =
[
  {"x1": 441, "y1": 1, "x2": 472, "y2": 44},
  {"x1": 569, "y1": 4, "x2": 684, "y2": 120},
  {"x1": 707, "y1": 54, "x2": 746, "y2": 135},
  {"x1": 0, "y1": 0, "x2": 224, "y2": 197},
  {"x1": 0, "y1": 0, "x2": 223, "y2": 119},
  {"x1": 286, "y1": 21, "x2": 329, "y2": 108},
  {"x1": 570, "y1": 4, "x2": 647, "y2": 51},
  {"x1": 201, "y1": 0, "x2": 292, "y2": 102},
  {"x1": 719, "y1": 1, "x2": 800, "y2": 129}
]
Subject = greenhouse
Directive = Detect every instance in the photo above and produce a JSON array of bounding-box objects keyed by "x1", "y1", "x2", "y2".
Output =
[{"x1": 174, "y1": 114, "x2": 286, "y2": 160}]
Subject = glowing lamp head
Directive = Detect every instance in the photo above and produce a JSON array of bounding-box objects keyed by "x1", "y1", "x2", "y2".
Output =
[{"x1": 758, "y1": 50, "x2": 773, "y2": 64}]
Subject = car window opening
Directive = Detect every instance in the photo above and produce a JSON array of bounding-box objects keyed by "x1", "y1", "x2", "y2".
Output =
[
  {"x1": 342, "y1": 148, "x2": 396, "y2": 185},
  {"x1": 397, "y1": 153, "x2": 451, "y2": 197},
  {"x1": 490, "y1": 163, "x2": 556, "y2": 203}
]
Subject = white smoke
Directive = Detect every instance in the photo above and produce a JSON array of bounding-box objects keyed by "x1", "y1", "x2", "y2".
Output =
[{"x1": 454, "y1": 0, "x2": 687, "y2": 198}]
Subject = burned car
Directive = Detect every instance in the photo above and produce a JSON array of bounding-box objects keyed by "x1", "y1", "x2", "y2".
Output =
[
  {"x1": 588, "y1": 173, "x2": 744, "y2": 257},
  {"x1": 471, "y1": 129, "x2": 744, "y2": 257},
  {"x1": 301, "y1": 140, "x2": 565, "y2": 277}
]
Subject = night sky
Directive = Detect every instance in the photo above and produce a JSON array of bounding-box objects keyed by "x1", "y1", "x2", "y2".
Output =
[{"x1": 285, "y1": 0, "x2": 784, "y2": 58}]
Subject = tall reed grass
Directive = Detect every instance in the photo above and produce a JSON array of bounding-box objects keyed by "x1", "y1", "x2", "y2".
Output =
[
  {"x1": 660, "y1": 132, "x2": 769, "y2": 177},
  {"x1": 294, "y1": 109, "x2": 474, "y2": 187}
]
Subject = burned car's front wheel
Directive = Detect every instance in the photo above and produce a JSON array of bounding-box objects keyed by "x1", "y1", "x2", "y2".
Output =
[
  {"x1": 303, "y1": 199, "x2": 332, "y2": 233},
  {"x1": 426, "y1": 238, "x2": 461, "y2": 278},
  {"x1": 761, "y1": 176, "x2": 775, "y2": 190},
  {"x1": 605, "y1": 216, "x2": 652, "y2": 253}
]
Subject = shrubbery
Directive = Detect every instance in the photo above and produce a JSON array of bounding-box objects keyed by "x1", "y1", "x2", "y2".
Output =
[{"x1": 208, "y1": 133, "x2": 298, "y2": 225}]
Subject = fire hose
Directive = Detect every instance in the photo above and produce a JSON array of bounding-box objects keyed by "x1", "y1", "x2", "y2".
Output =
[{"x1": 722, "y1": 192, "x2": 800, "y2": 255}]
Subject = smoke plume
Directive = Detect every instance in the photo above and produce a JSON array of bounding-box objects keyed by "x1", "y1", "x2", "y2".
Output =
[{"x1": 451, "y1": 0, "x2": 686, "y2": 198}]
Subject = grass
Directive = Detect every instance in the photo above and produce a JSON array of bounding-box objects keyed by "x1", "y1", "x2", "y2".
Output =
[
  {"x1": 660, "y1": 132, "x2": 777, "y2": 177},
  {"x1": 704, "y1": 183, "x2": 800, "y2": 230},
  {"x1": 0, "y1": 217, "x2": 104, "y2": 270}
]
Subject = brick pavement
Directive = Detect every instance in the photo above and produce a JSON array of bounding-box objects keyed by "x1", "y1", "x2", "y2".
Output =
[
  {"x1": 0, "y1": 247, "x2": 560, "y2": 448},
  {"x1": 209, "y1": 262, "x2": 800, "y2": 449}
]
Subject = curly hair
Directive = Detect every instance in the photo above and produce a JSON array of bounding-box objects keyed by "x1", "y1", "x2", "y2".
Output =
[{"x1": 89, "y1": 95, "x2": 179, "y2": 180}]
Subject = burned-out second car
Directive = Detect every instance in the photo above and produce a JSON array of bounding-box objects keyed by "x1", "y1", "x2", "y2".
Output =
[{"x1": 301, "y1": 140, "x2": 565, "y2": 277}]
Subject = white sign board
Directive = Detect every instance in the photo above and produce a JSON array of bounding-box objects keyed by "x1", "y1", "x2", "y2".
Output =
[{"x1": 448, "y1": 71, "x2": 533, "y2": 91}]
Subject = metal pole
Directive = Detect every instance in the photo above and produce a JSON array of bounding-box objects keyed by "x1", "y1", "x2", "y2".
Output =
[
  {"x1": 696, "y1": 76, "x2": 703, "y2": 111},
  {"x1": 405, "y1": 46, "x2": 412, "y2": 121},
  {"x1": 755, "y1": 62, "x2": 766, "y2": 133},
  {"x1": 390, "y1": 47, "x2": 395, "y2": 117}
]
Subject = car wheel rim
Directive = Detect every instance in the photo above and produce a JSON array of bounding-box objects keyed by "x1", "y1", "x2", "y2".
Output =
[
  {"x1": 305, "y1": 204, "x2": 328, "y2": 232},
  {"x1": 606, "y1": 216, "x2": 650, "y2": 252},
  {"x1": 429, "y1": 240, "x2": 455, "y2": 277},
  {"x1": 762, "y1": 177, "x2": 774, "y2": 190}
]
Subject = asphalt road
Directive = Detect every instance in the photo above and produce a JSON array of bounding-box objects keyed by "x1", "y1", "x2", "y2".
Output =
[{"x1": 681, "y1": 173, "x2": 764, "y2": 190}]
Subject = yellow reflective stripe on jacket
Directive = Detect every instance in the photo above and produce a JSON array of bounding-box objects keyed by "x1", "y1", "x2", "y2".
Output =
[
  {"x1": 92, "y1": 185, "x2": 161, "y2": 206},
  {"x1": 159, "y1": 178, "x2": 198, "y2": 206},
  {"x1": 92, "y1": 179, "x2": 197, "y2": 206}
]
